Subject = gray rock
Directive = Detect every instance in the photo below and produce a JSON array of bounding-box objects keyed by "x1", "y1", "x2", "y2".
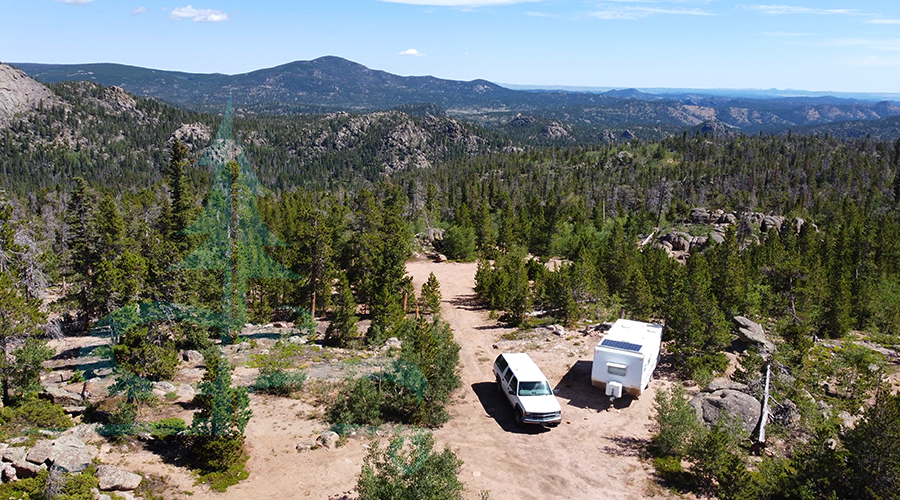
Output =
[
  {"x1": 42, "y1": 386, "x2": 84, "y2": 406},
  {"x1": 295, "y1": 439, "x2": 316, "y2": 452},
  {"x1": 12, "y1": 459, "x2": 46, "y2": 479},
  {"x1": 50, "y1": 435, "x2": 91, "y2": 473},
  {"x1": 63, "y1": 406, "x2": 87, "y2": 415},
  {"x1": 152, "y1": 381, "x2": 177, "y2": 396},
  {"x1": 181, "y1": 350, "x2": 204, "y2": 364},
  {"x1": 761, "y1": 215, "x2": 785, "y2": 233},
  {"x1": 91, "y1": 488, "x2": 112, "y2": 500},
  {"x1": 690, "y1": 208, "x2": 711, "y2": 224},
  {"x1": 316, "y1": 431, "x2": 340, "y2": 450},
  {"x1": 383, "y1": 337, "x2": 402, "y2": 350},
  {"x1": 26, "y1": 439, "x2": 54, "y2": 465},
  {"x1": 2, "y1": 462, "x2": 16, "y2": 482},
  {"x1": 705, "y1": 380, "x2": 749, "y2": 393},
  {"x1": 61, "y1": 423, "x2": 101, "y2": 442},
  {"x1": 547, "y1": 325, "x2": 566, "y2": 336},
  {"x1": 690, "y1": 389, "x2": 762, "y2": 434},
  {"x1": 0, "y1": 63, "x2": 56, "y2": 127},
  {"x1": 1, "y1": 447, "x2": 26, "y2": 463},
  {"x1": 95, "y1": 465, "x2": 143, "y2": 491},
  {"x1": 710, "y1": 232, "x2": 725, "y2": 244},
  {"x1": 176, "y1": 384, "x2": 196, "y2": 400},
  {"x1": 732, "y1": 316, "x2": 775, "y2": 352}
]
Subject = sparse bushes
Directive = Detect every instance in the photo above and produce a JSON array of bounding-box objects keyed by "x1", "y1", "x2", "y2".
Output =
[
  {"x1": 0, "y1": 398, "x2": 73, "y2": 438},
  {"x1": 357, "y1": 433, "x2": 463, "y2": 500},
  {"x1": 328, "y1": 318, "x2": 460, "y2": 429},
  {"x1": 252, "y1": 370, "x2": 307, "y2": 396}
]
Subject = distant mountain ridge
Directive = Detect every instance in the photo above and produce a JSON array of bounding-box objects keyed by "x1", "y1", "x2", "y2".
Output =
[{"x1": 11, "y1": 56, "x2": 900, "y2": 134}]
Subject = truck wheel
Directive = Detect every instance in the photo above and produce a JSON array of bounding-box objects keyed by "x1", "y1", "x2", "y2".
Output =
[
  {"x1": 514, "y1": 406, "x2": 524, "y2": 428},
  {"x1": 496, "y1": 374, "x2": 502, "y2": 393}
]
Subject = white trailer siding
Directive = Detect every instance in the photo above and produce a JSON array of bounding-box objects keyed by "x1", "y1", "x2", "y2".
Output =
[{"x1": 590, "y1": 319, "x2": 663, "y2": 397}]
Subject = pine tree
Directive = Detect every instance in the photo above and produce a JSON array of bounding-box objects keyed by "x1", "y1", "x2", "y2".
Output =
[
  {"x1": 325, "y1": 270, "x2": 359, "y2": 347},
  {"x1": 418, "y1": 272, "x2": 442, "y2": 318},
  {"x1": 171, "y1": 102, "x2": 295, "y2": 339},
  {"x1": 65, "y1": 177, "x2": 99, "y2": 330}
]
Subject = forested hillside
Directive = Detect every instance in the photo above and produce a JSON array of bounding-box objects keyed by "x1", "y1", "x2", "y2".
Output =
[
  {"x1": 2, "y1": 76, "x2": 900, "y2": 499},
  {"x1": 0, "y1": 80, "x2": 511, "y2": 196}
]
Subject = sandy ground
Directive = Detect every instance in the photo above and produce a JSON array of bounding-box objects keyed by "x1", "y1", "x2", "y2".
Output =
[{"x1": 46, "y1": 257, "x2": 677, "y2": 499}]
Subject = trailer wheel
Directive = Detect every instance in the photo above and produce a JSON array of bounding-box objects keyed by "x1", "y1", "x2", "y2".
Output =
[{"x1": 514, "y1": 406, "x2": 525, "y2": 428}]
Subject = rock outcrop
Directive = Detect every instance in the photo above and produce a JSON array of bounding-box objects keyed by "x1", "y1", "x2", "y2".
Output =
[
  {"x1": 690, "y1": 389, "x2": 762, "y2": 434},
  {"x1": 95, "y1": 464, "x2": 142, "y2": 491},
  {"x1": 0, "y1": 63, "x2": 55, "y2": 126}
]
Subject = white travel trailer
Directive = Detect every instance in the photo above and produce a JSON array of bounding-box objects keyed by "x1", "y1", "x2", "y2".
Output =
[{"x1": 591, "y1": 319, "x2": 663, "y2": 398}]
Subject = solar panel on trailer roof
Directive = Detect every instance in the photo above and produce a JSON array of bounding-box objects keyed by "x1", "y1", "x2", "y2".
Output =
[{"x1": 600, "y1": 339, "x2": 643, "y2": 352}]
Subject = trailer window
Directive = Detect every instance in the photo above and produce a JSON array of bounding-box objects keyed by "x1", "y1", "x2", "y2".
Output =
[{"x1": 607, "y1": 363, "x2": 627, "y2": 377}]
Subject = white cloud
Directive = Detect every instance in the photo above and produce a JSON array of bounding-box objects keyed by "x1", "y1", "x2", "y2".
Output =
[
  {"x1": 52, "y1": 0, "x2": 95, "y2": 5},
  {"x1": 591, "y1": 5, "x2": 714, "y2": 20},
  {"x1": 399, "y1": 48, "x2": 426, "y2": 56},
  {"x1": 169, "y1": 5, "x2": 229, "y2": 22},
  {"x1": 380, "y1": 0, "x2": 538, "y2": 6},
  {"x1": 743, "y1": 5, "x2": 857, "y2": 15},
  {"x1": 867, "y1": 19, "x2": 900, "y2": 25},
  {"x1": 132, "y1": 6, "x2": 149, "y2": 15}
]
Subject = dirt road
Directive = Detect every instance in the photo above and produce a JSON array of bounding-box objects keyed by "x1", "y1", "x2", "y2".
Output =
[
  {"x1": 84, "y1": 257, "x2": 671, "y2": 499},
  {"x1": 407, "y1": 258, "x2": 669, "y2": 500}
]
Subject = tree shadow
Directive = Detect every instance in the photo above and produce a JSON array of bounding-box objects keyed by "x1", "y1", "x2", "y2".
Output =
[
  {"x1": 553, "y1": 360, "x2": 635, "y2": 412},
  {"x1": 471, "y1": 381, "x2": 550, "y2": 435},
  {"x1": 600, "y1": 435, "x2": 650, "y2": 458},
  {"x1": 448, "y1": 294, "x2": 484, "y2": 311}
]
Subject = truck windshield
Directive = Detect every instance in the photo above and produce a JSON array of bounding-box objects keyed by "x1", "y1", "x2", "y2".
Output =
[{"x1": 518, "y1": 381, "x2": 552, "y2": 396}]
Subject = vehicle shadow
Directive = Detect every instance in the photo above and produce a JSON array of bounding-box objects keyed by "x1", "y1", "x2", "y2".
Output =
[
  {"x1": 553, "y1": 360, "x2": 634, "y2": 412},
  {"x1": 471, "y1": 381, "x2": 551, "y2": 435}
]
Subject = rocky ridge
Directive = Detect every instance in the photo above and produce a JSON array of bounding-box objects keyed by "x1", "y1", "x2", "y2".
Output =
[{"x1": 0, "y1": 63, "x2": 55, "y2": 127}]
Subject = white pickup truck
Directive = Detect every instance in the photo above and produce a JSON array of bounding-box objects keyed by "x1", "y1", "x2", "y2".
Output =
[{"x1": 493, "y1": 353, "x2": 562, "y2": 427}]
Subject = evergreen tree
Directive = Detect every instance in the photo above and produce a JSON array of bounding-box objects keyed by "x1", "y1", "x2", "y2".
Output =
[
  {"x1": 324, "y1": 270, "x2": 359, "y2": 347},
  {"x1": 418, "y1": 272, "x2": 442, "y2": 318},
  {"x1": 172, "y1": 103, "x2": 295, "y2": 339},
  {"x1": 65, "y1": 177, "x2": 99, "y2": 329}
]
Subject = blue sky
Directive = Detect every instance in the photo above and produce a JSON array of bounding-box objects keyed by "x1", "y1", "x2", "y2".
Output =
[{"x1": 3, "y1": 0, "x2": 900, "y2": 92}]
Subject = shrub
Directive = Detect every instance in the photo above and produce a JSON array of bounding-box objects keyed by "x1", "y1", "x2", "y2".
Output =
[
  {"x1": 252, "y1": 370, "x2": 307, "y2": 396},
  {"x1": 357, "y1": 433, "x2": 463, "y2": 500},
  {"x1": 113, "y1": 324, "x2": 179, "y2": 381},
  {"x1": 192, "y1": 435, "x2": 250, "y2": 491},
  {"x1": 651, "y1": 383, "x2": 702, "y2": 458},
  {"x1": 328, "y1": 378, "x2": 384, "y2": 427},
  {"x1": 0, "y1": 399, "x2": 73, "y2": 439},
  {"x1": 149, "y1": 417, "x2": 187, "y2": 440}
]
